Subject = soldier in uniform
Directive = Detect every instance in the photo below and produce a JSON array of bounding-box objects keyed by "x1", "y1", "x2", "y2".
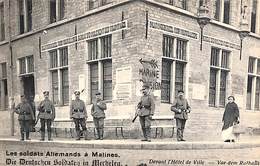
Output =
[
  {"x1": 70, "y1": 90, "x2": 88, "y2": 140},
  {"x1": 14, "y1": 95, "x2": 35, "y2": 141},
  {"x1": 136, "y1": 84, "x2": 155, "y2": 142},
  {"x1": 91, "y1": 92, "x2": 107, "y2": 140},
  {"x1": 171, "y1": 90, "x2": 191, "y2": 141},
  {"x1": 37, "y1": 91, "x2": 55, "y2": 141}
]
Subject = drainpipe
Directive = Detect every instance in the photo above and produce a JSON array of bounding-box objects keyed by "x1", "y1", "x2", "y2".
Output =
[{"x1": 8, "y1": 0, "x2": 14, "y2": 136}]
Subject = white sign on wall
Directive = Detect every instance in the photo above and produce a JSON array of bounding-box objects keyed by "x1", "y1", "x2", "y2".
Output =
[{"x1": 115, "y1": 67, "x2": 132, "y2": 99}]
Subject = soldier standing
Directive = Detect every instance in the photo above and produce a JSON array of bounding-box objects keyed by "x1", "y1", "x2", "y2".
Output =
[
  {"x1": 37, "y1": 91, "x2": 55, "y2": 141},
  {"x1": 91, "y1": 92, "x2": 107, "y2": 140},
  {"x1": 14, "y1": 95, "x2": 35, "y2": 141},
  {"x1": 70, "y1": 90, "x2": 88, "y2": 140},
  {"x1": 171, "y1": 90, "x2": 191, "y2": 141},
  {"x1": 137, "y1": 84, "x2": 155, "y2": 142}
]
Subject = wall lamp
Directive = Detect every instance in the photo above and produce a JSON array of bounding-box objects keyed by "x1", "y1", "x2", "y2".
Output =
[{"x1": 197, "y1": 4, "x2": 211, "y2": 51}]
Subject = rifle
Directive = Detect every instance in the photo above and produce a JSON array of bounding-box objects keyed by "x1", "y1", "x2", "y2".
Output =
[{"x1": 132, "y1": 107, "x2": 140, "y2": 123}]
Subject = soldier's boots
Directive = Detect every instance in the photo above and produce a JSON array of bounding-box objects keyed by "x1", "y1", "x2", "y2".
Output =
[
  {"x1": 95, "y1": 128, "x2": 100, "y2": 140},
  {"x1": 20, "y1": 132, "x2": 25, "y2": 141},
  {"x1": 141, "y1": 128, "x2": 147, "y2": 141},
  {"x1": 76, "y1": 130, "x2": 81, "y2": 140},
  {"x1": 25, "y1": 132, "x2": 31, "y2": 140},
  {"x1": 99, "y1": 129, "x2": 104, "y2": 140},
  {"x1": 48, "y1": 131, "x2": 53, "y2": 141},
  {"x1": 146, "y1": 128, "x2": 151, "y2": 142},
  {"x1": 83, "y1": 130, "x2": 89, "y2": 140},
  {"x1": 40, "y1": 131, "x2": 45, "y2": 141}
]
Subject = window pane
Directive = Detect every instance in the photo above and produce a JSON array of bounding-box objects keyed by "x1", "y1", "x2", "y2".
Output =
[
  {"x1": 246, "y1": 76, "x2": 253, "y2": 110},
  {"x1": 103, "y1": 60, "x2": 112, "y2": 100},
  {"x1": 101, "y1": 35, "x2": 112, "y2": 58},
  {"x1": 1, "y1": 62, "x2": 7, "y2": 78},
  {"x1": 0, "y1": 2, "x2": 5, "y2": 41},
  {"x1": 59, "y1": 0, "x2": 65, "y2": 20},
  {"x1": 51, "y1": 70, "x2": 59, "y2": 105},
  {"x1": 209, "y1": 69, "x2": 217, "y2": 106},
  {"x1": 248, "y1": 57, "x2": 255, "y2": 73},
  {"x1": 61, "y1": 68, "x2": 69, "y2": 105},
  {"x1": 50, "y1": 0, "x2": 56, "y2": 23},
  {"x1": 88, "y1": 39, "x2": 98, "y2": 60},
  {"x1": 3, "y1": 79, "x2": 8, "y2": 109},
  {"x1": 221, "y1": 50, "x2": 229, "y2": 68},
  {"x1": 176, "y1": 39, "x2": 187, "y2": 60},
  {"x1": 161, "y1": 59, "x2": 171, "y2": 102},
  {"x1": 219, "y1": 71, "x2": 227, "y2": 107},
  {"x1": 27, "y1": 55, "x2": 34, "y2": 73},
  {"x1": 213, "y1": 0, "x2": 220, "y2": 21},
  {"x1": 257, "y1": 59, "x2": 260, "y2": 75},
  {"x1": 175, "y1": 62, "x2": 184, "y2": 98},
  {"x1": 90, "y1": 63, "x2": 98, "y2": 102},
  {"x1": 50, "y1": 50, "x2": 58, "y2": 68},
  {"x1": 19, "y1": 0, "x2": 24, "y2": 34},
  {"x1": 88, "y1": 0, "x2": 94, "y2": 10},
  {"x1": 223, "y1": 0, "x2": 230, "y2": 24},
  {"x1": 60, "y1": 47, "x2": 68, "y2": 67},
  {"x1": 163, "y1": 35, "x2": 174, "y2": 58},
  {"x1": 251, "y1": 0, "x2": 257, "y2": 33},
  {"x1": 255, "y1": 77, "x2": 260, "y2": 110},
  {"x1": 27, "y1": 0, "x2": 32, "y2": 31},
  {"x1": 210, "y1": 48, "x2": 219, "y2": 66},
  {"x1": 19, "y1": 58, "x2": 26, "y2": 74}
]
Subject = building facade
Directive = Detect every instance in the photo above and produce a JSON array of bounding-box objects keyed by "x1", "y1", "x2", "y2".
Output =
[{"x1": 0, "y1": 0, "x2": 260, "y2": 140}]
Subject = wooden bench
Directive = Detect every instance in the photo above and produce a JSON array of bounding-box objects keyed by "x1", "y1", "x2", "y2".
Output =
[{"x1": 151, "y1": 116, "x2": 175, "y2": 138}]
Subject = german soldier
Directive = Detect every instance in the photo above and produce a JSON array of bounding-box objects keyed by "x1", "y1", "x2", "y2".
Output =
[
  {"x1": 14, "y1": 95, "x2": 35, "y2": 141},
  {"x1": 171, "y1": 90, "x2": 191, "y2": 141},
  {"x1": 38, "y1": 91, "x2": 55, "y2": 141},
  {"x1": 137, "y1": 84, "x2": 155, "y2": 142},
  {"x1": 70, "y1": 90, "x2": 88, "y2": 140},
  {"x1": 91, "y1": 92, "x2": 107, "y2": 140}
]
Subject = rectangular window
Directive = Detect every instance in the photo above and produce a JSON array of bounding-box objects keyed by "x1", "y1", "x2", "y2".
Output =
[
  {"x1": 169, "y1": 0, "x2": 187, "y2": 10},
  {"x1": 213, "y1": 0, "x2": 220, "y2": 21},
  {"x1": 246, "y1": 76, "x2": 253, "y2": 110},
  {"x1": 175, "y1": 62, "x2": 184, "y2": 98},
  {"x1": 163, "y1": 35, "x2": 174, "y2": 58},
  {"x1": 251, "y1": 0, "x2": 257, "y2": 33},
  {"x1": 100, "y1": 35, "x2": 112, "y2": 58},
  {"x1": 223, "y1": 0, "x2": 230, "y2": 24},
  {"x1": 88, "y1": 0, "x2": 95, "y2": 10},
  {"x1": 19, "y1": 0, "x2": 32, "y2": 34},
  {"x1": 209, "y1": 69, "x2": 217, "y2": 106},
  {"x1": 0, "y1": 62, "x2": 8, "y2": 110},
  {"x1": 103, "y1": 60, "x2": 112, "y2": 101},
  {"x1": 19, "y1": 55, "x2": 34, "y2": 75},
  {"x1": 19, "y1": 58, "x2": 26, "y2": 74},
  {"x1": 176, "y1": 39, "x2": 187, "y2": 60},
  {"x1": 27, "y1": 55, "x2": 34, "y2": 73},
  {"x1": 209, "y1": 47, "x2": 230, "y2": 107},
  {"x1": 0, "y1": 2, "x2": 5, "y2": 41},
  {"x1": 161, "y1": 59, "x2": 171, "y2": 103},
  {"x1": 49, "y1": 47, "x2": 69, "y2": 105},
  {"x1": 255, "y1": 78, "x2": 260, "y2": 110},
  {"x1": 90, "y1": 63, "x2": 98, "y2": 102},
  {"x1": 88, "y1": 39, "x2": 98, "y2": 60},
  {"x1": 248, "y1": 57, "x2": 255, "y2": 73},
  {"x1": 50, "y1": 0, "x2": 65, "y2": 23}
]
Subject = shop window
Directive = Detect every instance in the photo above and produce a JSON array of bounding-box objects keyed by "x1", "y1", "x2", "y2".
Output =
[
  {"x1": 0, "y1": 62, "x2": 8, "y2": 110},
  {"x1": 50, "y1": 0, "x2": 65, "y2": 23},
  {"x1": 161, "y1": 35, "x2": 187, "y2": 103},
  {"x1": 246, "y1": 57, "x2": 260, "y2": 111},
  {"x1": 0, "y1": 2, "x2": 4, "y2": 41},
  {"x1": 87, "y1": 35, "x2": 112, "y2": 102},
  {"x1": 18, "y1": 0, "x2": 32, "y2": 34},
  {"x1": 19, "y1": 55, "x2": 34, "y2": 75},
  {"x1": 209, "y1": 47, "x2": 230, "y2": 107},
  {"x1": 49, "y1": 47, "x2": 69, "y2": 105}
]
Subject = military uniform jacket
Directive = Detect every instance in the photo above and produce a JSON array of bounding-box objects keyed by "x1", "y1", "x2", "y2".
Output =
[
  {"x1": 91, "y1": 100, "x2": 107, "y2": 118},
  {"x1": 15, "y1": 102, "x2": 35, "y2": 121},
  {"x1": 137, "y1": 95, "x2": 155, "y2": 117},
  {"x1": 171, "y1": 98, "x2": 191, "y2": 120},
  {"x1": 70, "y1": 99, "x2": 87, "y2": 119},
  {"x1": 38, "y1": 99, "x2": 55, "y2": 120}
]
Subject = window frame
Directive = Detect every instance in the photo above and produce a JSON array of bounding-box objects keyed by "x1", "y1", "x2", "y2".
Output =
[
  {"x1": 0, "y1": 62, "x2": 8, "y2": 110},
  {"x1": 18, "y1": 55, "x2": 34, "y2": 76}
]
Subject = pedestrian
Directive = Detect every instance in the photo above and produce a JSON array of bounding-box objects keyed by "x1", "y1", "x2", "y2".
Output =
[
  {"x1": 221, "y1": 95, "x2": 240, "y2": 143},
  {"x1": 91, "y1": 92, "x2": 107, "y2": 140},
  {"x1": 136, "y1": 84, "x2": 155, "y2": 142},
  {"x1": 171, "y1": 90, "x2": 191, "y2": 141},
  {"x1": 70, "y1": 90, "x2": 88, "y2": 140},
  {"x1": 14, "y1": 95, "x2": 35, "y2": 141},
  {"x1": 37, "y1": 91, "x2": 55, "y2": 141}
]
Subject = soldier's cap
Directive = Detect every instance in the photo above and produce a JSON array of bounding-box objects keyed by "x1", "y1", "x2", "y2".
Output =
[
  {"x1": 95, "y1": 92, "x2": 101, "y2": 95},
  {"x1": 141, "y1": 84, "x2": 150, "y2": 90},
  {"x1": 178, "y1": 90, "x2": 184, "y2": 93},
  {"x1": 74, "y1": 90, "x2": 80, "y2": 95},
  {"x1": 43, "y1": 91, "x2": 49, "y2": 95}
]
